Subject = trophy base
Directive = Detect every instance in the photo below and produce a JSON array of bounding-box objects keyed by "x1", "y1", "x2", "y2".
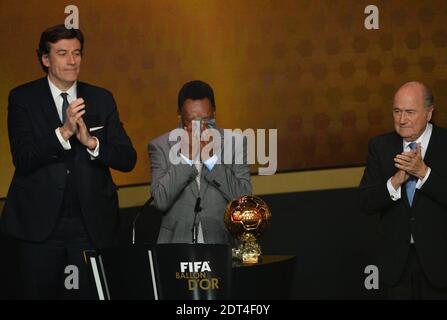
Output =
[
  {"x1": 232, "y1": 241, "x2": 261, "y2": 264},
  {"x1": 242, "y1": 254, "x2": 259, "y2": 264}
]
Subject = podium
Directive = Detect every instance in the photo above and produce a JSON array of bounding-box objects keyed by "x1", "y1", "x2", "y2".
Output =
[
  {"x1": 86, "y1": 243, "x2": 232, "y2": 300},
  {"x1": 154, "y1": 244, "x2": 232, "y2": 300},
  {"x1": 85, "y1": 245, "x2": 158, "y2": 300},
  {"x1": 86, "y1": 244, "x2": 295, "y2": 300}
]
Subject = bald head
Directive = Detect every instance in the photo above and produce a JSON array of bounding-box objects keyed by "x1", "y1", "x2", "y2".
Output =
[
  {"x1": 393, "y1": 81, "x2": 434, "y2": 142},
  {"x1": 394, "y1": 81, "x2": 433, "y2": 109}
]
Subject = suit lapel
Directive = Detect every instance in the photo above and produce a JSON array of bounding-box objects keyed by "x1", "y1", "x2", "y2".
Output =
[
  {"x1": 423, "y1": 124, "x2": 438, "y2": 165},
  {"x1": 37, "y1": 78, "x2": 67, "y2": 187},
  {"x1": 390, "y1": 132, "x2": 403, "y2": 163},
  {"x1": 385, "y1": 132, "x2": 404, "y2": 180},
  {"x1": 77, "y1": 82, "x2": 97, "y2": 128},
  {"x1": 76, "y1": 81, "x2": 83, "y2": 99},
  {"x1": 72, "y1": 82, "x2": 84, "y2": 163},
  {"x1": 167, "y1": 134, "x2": 200, "y2": 197},
  {"x1": 385, "y1": 132, "x2": 413, "y2": 209},
  {"x1": 412, "y1": 124, "x2": 438, "y2": 208},
  {"x1": 39, "y1": 78, "x2": 63, "y2": 129}
]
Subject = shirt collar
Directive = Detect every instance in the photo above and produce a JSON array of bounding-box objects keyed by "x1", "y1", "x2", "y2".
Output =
[
  {"x1": 47, "y1": 77, "x2": 77, "y2": 101},
  {"x1": 403, "y1": 122, "x2": 432, "y2": 149}
]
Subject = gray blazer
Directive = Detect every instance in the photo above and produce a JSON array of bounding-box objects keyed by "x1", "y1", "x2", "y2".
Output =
[{"x1": 148, "y1": 128, "x2": 252, "y2": 244}]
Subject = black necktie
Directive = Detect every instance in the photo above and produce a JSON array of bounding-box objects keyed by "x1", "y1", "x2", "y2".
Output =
[{"x1": 61, "y1": 92, "x2": 69, "y2": 123}]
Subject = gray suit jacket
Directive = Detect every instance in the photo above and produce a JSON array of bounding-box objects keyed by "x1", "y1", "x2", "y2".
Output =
[{"x1": 148, "y1": 128, "x2": 252, "y2": 244}]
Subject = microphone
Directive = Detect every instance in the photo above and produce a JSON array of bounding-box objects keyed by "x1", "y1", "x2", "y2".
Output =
[
  {"x1": 191, "y1": 197, "x2": 202, "y2": 244},
  {"x1": 194, "y1": 197, "x2": 202, "y2": 213},
  {"x1": 132, "y1": 197, "x2": 154, "y2": 245}
]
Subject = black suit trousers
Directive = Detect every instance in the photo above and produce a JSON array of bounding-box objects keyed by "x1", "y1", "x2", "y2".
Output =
[
  {"x1": 385, "y1": 245, "x2": 447, "y2": 300},
  {"x1": 18, "y1": 213, "x2": 96, "y2": 300}
]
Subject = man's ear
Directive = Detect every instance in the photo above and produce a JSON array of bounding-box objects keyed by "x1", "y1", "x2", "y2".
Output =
[
  {"x1": 42, "y1": 54, "x2": 50, "y2": 68},
  {"x1": 177, "y1": 113, "x2": 182, "y2": 126},
  {"x1": 427, "y1": 105, "x2": 434, "y2": 122}
]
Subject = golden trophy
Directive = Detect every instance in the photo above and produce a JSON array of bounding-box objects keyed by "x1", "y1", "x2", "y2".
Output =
[{"x1": 224, "y1": 195, "x2": 272, "y2": 264}]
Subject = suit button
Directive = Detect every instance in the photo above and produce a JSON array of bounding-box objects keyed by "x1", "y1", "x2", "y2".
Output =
[
  {"x1": 410, "y1": 217, "x2": 415, "y2": 221},
  {"x1": 67, "y1": 169, "x2": 70, "y2": 175}
]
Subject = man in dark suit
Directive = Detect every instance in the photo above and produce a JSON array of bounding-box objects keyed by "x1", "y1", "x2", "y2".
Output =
[
  {"x1": 359, "y1": 81, "x2": 447, "y2": 299},
  {"x1": 1, "y1": 25, "x2": 137, "y2": 299}
]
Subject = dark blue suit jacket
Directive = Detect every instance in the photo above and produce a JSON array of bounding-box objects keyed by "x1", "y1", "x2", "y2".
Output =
[
  {"x1": 360, "y1": 125, "x2": 447, "y2": 287},
  {"x1": 2, "y1": 77, "x2": 136, "y2": 248}
]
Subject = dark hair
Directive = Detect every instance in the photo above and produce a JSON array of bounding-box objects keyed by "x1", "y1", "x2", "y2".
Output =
[
  {"x1": 423, "y1": 86, "x2": 434, "y2": 108},
  {"x1": 36, "y1": 24, "x2": 84, "y2": 73},
  {"x1": 177, "y1": 80, "x2": 216, "y2": 112}
]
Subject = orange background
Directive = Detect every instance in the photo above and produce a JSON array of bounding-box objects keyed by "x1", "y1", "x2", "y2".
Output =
[{"x1": 1, "y1": 0, "x2": 447, "y2": 197}]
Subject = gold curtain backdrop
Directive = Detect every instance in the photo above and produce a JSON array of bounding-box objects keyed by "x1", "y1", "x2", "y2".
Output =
[{"x1": 1, "y1": 0, "x2": 447, "y2": 197}]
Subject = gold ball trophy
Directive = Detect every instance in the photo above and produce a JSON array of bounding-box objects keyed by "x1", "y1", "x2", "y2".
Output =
[{"x1": 224, "y1": 195, "x2": 272, "y2": 264}]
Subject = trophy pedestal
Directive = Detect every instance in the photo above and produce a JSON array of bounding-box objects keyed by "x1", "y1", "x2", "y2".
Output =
[{"x1": 232, "y1": 241, "x2": 261, "y2": 264}]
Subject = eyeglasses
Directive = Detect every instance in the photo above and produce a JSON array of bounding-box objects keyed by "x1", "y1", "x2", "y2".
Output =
[{"x1": 184, "y1": 117, "x2": 216, "y2": 128}]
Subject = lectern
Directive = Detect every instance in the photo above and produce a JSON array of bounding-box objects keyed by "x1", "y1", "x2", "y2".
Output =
[
  {"x1": 86, "y1": 243, "x2": 232, "y2": 300},
  {"x1": 154, "y1": 244, "x2": 232, "y2": 300},
  {"x1": 85, "y1": 245, "x2": 158, "y2": 300}
]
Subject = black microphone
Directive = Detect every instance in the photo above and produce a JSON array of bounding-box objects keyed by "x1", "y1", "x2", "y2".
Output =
[
  {"x1": 132, "y1": 197, "x2": 154, "y2": 244},
  {"x1": 192, "y1": 197, "x2": 202, "y2": 244},
  {"x1": 194, "y1": 197, "x2": 202, "y2": 213}
]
